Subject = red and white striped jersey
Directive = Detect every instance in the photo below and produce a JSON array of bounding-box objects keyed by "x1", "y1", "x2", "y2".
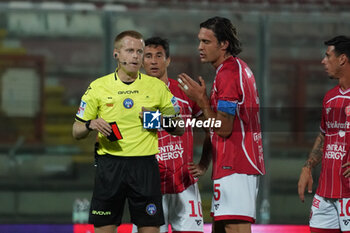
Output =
[
  {"x1": 317, "y1": 86, "x2": 350, "y2": 198},
  {"x1": 156, "y1": 78, "x2": 202, "y2": 194},
  {"x1": 210, "y1": 56, "x2": 265, "y2": 180}
]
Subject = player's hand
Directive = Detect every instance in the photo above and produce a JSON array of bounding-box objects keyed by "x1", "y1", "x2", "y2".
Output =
[
  {"x1": 188, "y1": 162, "x2": 207, "y2": 178},
  {"x1": 342, "y1": 162, "x2": 350, "y2": 178},
  {"x1": 90, "y1": 118, "x2": 112, "y2": 137},
  {"x1": 178, "y1": 73, "x2": 207, "y2": 105},
  {"x1": 298, "y1": 166, "x2": 313, "y2": 202}
]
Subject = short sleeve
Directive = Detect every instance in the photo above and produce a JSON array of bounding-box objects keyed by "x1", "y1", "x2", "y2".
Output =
[
  {"x1": 216, "y1": 68, "x2": 242, "y2": 103},
  {"x1": 75, "y1": 84, "x2": 98, "y2": 122},
  {"x1": 158, "y1": 82, "x2": 180, "y2": 117}
]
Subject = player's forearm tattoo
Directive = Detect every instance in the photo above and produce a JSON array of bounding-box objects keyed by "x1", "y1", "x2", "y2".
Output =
[{"x1": 303, "y1": 133, "x2": 324, "y2": 169}]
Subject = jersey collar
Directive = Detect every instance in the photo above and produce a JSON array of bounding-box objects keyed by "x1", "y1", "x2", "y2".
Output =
[
  {"x1": 114, "y1": 68, "x2": 141, "y2": 81},
  {"x1": 216, "y1": 64, "x2": 223, "y2": 74},
  {"x1": 216, "y1": 56, "x2": 235, "y2": 74},
  {"x1": 339, "y1": 86, "x2": 350, "y2": 95}
]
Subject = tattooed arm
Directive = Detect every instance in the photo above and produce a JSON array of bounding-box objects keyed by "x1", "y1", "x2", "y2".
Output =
[{"x1": 297, "y1": 132, "x2": 324, "y2": 202}]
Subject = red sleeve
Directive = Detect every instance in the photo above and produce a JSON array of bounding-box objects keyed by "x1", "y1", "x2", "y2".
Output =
[{"x1": 216, "y1": 67, "x2": 242, "y2": 103}]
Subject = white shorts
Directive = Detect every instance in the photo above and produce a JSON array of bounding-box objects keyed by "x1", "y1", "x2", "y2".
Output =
[
  {"x1": 211, "y1": 173, "x2": 259, "y2": 223},
  {"x1": 132, "y1": 183, "x2": 203, "y2": 233},
  {"x1": 310, "y1": 194, "x2": 350, "y2": 233}
]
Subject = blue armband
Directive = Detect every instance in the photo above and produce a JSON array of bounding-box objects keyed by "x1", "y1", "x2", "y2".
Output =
[{"x1": 217, "y1": 100, "x2": 237, "y2": 116}]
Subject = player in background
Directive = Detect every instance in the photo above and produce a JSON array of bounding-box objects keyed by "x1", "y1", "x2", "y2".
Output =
[
  {"x1": 73, "y1": 30, "x2": 184, "y2": 233},
  {"x1": 178, "y1": 16, "x2": 265, "y2": 233},
  {"x1": 298, "y1": 35, "x2": 350, "y2": 233},
  {"x1": 131, "y1": 36, "x2": 211, "y2": 233}
]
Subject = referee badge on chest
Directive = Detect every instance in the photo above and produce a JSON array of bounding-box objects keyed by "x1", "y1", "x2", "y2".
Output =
[
  {"x1": 345, "y1": 105, "x2": 350, "y2": 116},
  {"x1": 123, "y1": 98, "x2": 134, "y2": 109}
]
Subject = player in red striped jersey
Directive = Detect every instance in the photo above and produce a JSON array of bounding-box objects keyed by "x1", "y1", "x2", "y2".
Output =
[
  {"x1": 178, "y1": 17, "x2": 265, "y2": 233},
  {"x1": 131, "y1": 37, "x2": 210, "y2": 233},
  {"x1": 298, "y1": 35, "x2": 350, "y2": 233}
]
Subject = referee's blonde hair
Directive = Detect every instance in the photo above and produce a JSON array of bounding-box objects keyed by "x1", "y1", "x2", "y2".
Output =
[{"x1": 114, "y1": 30, "x2": 144, "y2": 50}]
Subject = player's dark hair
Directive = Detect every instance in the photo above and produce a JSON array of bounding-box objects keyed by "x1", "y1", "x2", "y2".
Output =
[
  {"x1": 114, "y1": 30, "x2": 143, "y2": 49},
  {"x1": 324, "y1": 35, "x2": 350, "y2": 60},
  {"x1": 145, "y1": 37, "x2": 170, "y2": 58},
  {"x1": 200, "y1": 16, "x2": 242, "y2": 56}
]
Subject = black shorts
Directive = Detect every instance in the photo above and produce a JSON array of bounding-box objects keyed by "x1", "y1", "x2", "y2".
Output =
[{"x1": 89, "y1": 154, "x2": 164, "y2": 228}]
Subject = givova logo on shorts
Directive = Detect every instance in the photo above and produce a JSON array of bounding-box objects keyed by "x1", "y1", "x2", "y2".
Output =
[
  {"x1": 146, "y1": 203, "x2": 157, "y2": 215},
  {"x1": 92, "y1": 210, "x2": 112, "y2": 215}
]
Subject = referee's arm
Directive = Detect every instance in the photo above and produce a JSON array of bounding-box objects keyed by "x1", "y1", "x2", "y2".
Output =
[
  {"x1": 72, "y1": 118, "x2": 111, "y2": 140},
  {"x1": 163, "y1": 115, "x2": 185, "y2": 136}
]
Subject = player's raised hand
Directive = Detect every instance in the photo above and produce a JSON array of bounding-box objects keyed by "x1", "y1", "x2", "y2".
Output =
[
  {"x1": 298, "y1": 167, "x2": 313, "y2": 202},
  {"x1": 178, "y1": 73, "x2": 207, "y2": 104}
]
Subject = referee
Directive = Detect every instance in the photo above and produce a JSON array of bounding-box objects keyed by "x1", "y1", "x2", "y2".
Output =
[{"x1": 72, "y1": 30, "x2": 183, "y2": 233}]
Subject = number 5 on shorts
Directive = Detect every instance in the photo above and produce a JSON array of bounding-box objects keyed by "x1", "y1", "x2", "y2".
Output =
[{"x1": 214, "y1": 184, "x2": 221, "y2": 201}]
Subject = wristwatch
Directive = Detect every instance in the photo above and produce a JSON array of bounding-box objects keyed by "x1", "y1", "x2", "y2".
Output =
[{"x1": 85, "y1": 120, "x2": 92, "y2": 131}]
